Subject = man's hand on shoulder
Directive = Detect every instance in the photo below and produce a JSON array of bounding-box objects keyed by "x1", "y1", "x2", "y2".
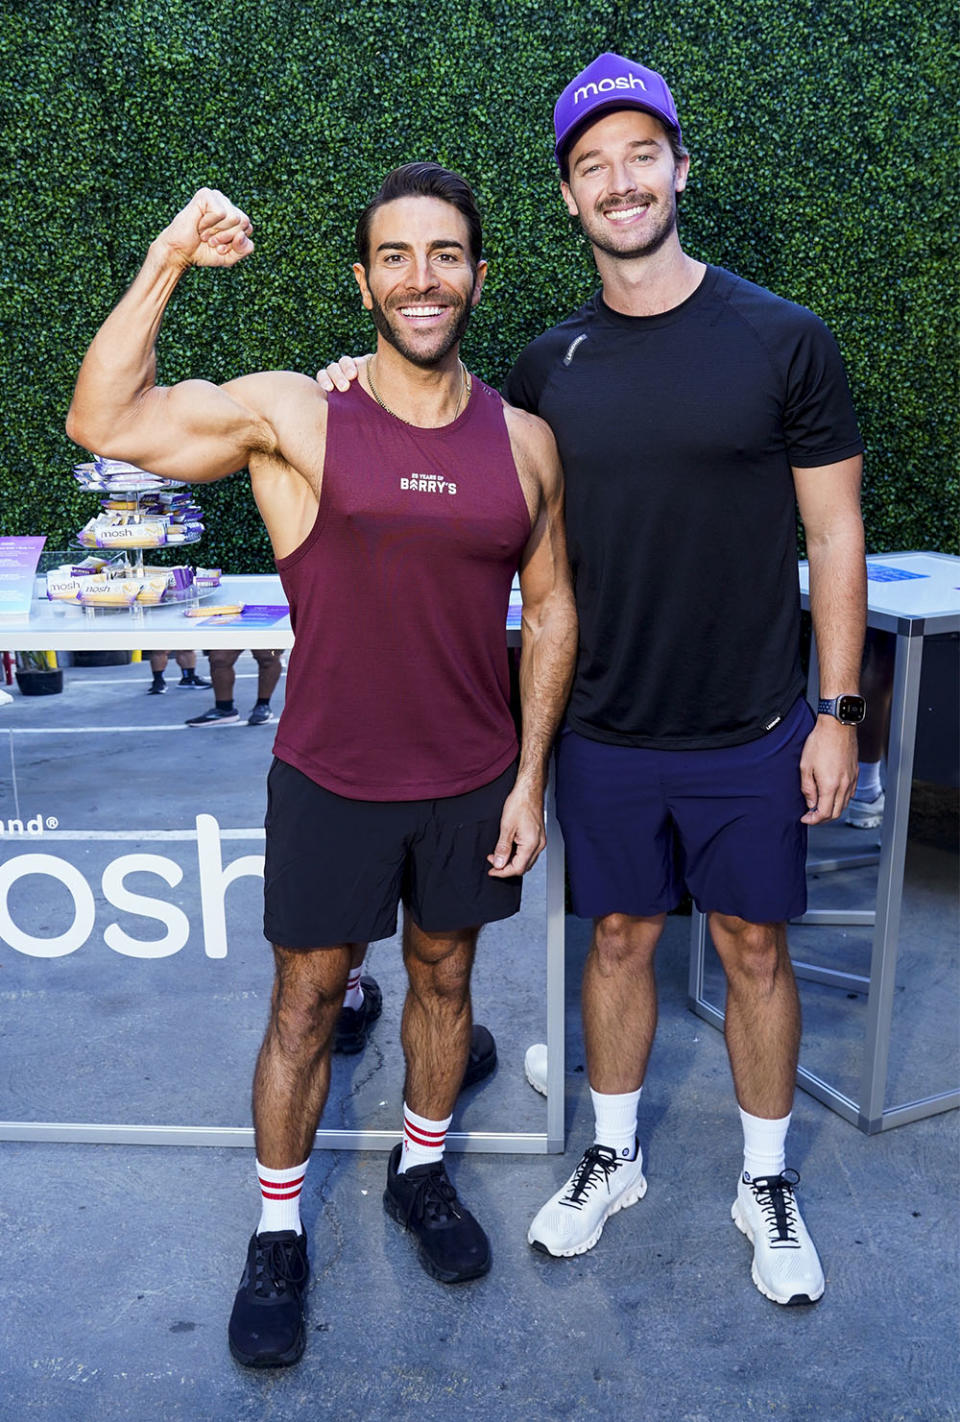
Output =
[
  {"x1": 316, "y1": 354, "x2": 369, "y2": 392},
  {"x1": 155, "y1": 188, "x2": 254, "y2": 271}
]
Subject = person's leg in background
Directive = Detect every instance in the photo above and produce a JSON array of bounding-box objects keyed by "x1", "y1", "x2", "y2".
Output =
[
  {"x1": 846, "y1": 629, "x2": 894, "y2": 827},
  {"x1": 248, "y1": 649, "x2": 284, "y2": 725},
  {"x1": 186, "y1": 648, "x2": 240, "y2": 726},
  {"x1": 148, "y1": 649, "x2": 171, "y2": 694},
  {"x1": 172, "y1": 650, "x2": 210, "y2": 689}
]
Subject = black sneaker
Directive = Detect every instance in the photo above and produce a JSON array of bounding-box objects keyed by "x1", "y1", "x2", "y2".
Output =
[
  {"x1": 186, "y1": 706, "x2": 240, "y2": 727},
  {"x1": 383, "y1": 1143, "x2": 491, "y2": 1283},
  {"x1": 461, "y1": 1024, "x2": 497, "y2": 1089},
  {"x1": 248, "y1": 702, "x2": 274, "y2": 726},
  {"x1": 177, "y1": 674, "x2": 211, "y2": 689},
  {"x1": 333, "y1": 975, "x2": 382, "y2": 1054},
  {"x1": 228, "y1": 1229, "x2": 309, "y2": 1368},
  {"x1": 147, "y1": 680, "x2": 167, "y2": 695}
]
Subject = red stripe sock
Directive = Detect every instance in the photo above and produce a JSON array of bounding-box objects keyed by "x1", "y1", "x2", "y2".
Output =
[
  {"x1": 342, "y1": 964, "x2": 365, "y2": 1011},
  {"x1": 256, "y1": 1157, "x2": 309, "y2": 1235},
  {"x1": 399, "y1": 1103, "x2": 452, "y2": 1173}
]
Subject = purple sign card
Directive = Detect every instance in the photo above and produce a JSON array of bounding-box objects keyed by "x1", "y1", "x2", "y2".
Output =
[
  {"x1": 185, "y1": 603, "x2": 290, "y2": 628},
  {"x1": 0, "y1": 536, "x2": 46, "y2": 618}
]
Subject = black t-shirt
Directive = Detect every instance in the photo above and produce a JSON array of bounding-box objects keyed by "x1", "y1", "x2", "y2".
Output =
[{"x1": 504, "y1": 265, "x2": 863, "y2": 749}]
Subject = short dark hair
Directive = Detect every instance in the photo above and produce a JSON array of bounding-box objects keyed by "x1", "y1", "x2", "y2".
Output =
[
  {"x1": 355, "y1": 162, "x2": 483, "y2": 271},
  {"x1": 558, "y1": 117, "x2": 689, "y2": 182}
]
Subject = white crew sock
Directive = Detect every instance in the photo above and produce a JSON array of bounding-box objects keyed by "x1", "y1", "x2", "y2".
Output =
[
  {"x1": 591, "y1": 1086, "x2": 641, "y2": 1161},
  {"x1": 256, "y1": 1157, "x2": 309, "y2": 1236},
  {"x1": 739, "y1": 1107, "x2": 790, "y2": 1181},
  {"x1": 342, "y1": 962, "x2": 365, "y2": 1012},
  {"x1": 855, "y1": 761, "x2": 883, "y2": 801},
  {"x1": 399, "y1": 1103, "x2": 452, "y2": 1173}
]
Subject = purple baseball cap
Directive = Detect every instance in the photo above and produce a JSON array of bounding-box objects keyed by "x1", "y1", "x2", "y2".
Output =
[{"x1": 554, "y1": 52, "x2": 682, "y2": 164}]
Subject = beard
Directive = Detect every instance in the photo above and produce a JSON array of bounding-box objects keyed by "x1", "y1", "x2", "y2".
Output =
[
  {"x1": 368, "y1": 284, "x2": 475, "y2": 367},
  {"x1": 579, "y1": 190, "x2": 679, "y2": 262}
]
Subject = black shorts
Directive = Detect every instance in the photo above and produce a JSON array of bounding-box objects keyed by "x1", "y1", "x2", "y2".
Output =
[{"x1": 262, "y1": 757, "x2": 523, "y2": 948}]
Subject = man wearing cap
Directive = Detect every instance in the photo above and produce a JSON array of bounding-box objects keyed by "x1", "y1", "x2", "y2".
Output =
[
  {"x1": 506, "y1": 54, "x2": 865, "y2": 1305},
  {"x1": 314, "y1": 56, "x2": 865, "y2": 1304}
]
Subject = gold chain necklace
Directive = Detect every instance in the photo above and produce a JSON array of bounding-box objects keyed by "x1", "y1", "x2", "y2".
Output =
[{"x1": 367, "y1": 357, "x2": 469, "y2": 426}]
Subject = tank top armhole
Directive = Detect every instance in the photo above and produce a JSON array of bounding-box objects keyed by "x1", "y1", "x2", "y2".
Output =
[
  {"x1": 481, "y1": 381, "x2": 535, "y2": 537},
  {"x1": 274, "y1": 492, "x2": 329, "y2": 571}
]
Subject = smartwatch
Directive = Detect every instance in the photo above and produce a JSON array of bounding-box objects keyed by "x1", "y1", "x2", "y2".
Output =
[{"x1": 817, "y1": 694, "x2": 866, "y2": 726}]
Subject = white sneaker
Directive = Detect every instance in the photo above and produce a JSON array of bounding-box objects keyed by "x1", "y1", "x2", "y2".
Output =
[
  {"x1": 0, "y1": 688, "x2": 12, "y2": 707},
  {"x1": 732, "y1": 1171, "x2": 825, "y2": 1305},
  {"x1": 528, "y1": 1141, "x2": 646, "y2": 1257},
  {"x1": 845, "y1": 790, "x2": 884, "y2": 828},
  {"x1": 524, "y1": 1043, "x2": 548, "y2": 1096}
]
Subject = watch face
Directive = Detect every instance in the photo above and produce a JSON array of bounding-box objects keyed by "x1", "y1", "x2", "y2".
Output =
[{"x1": 837, "y1": 695, "x2": 866, "y2": 725}]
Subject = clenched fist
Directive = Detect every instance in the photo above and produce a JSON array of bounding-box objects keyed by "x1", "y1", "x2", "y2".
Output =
[{"x1": 155, "y1": 188, "x2": 254, "y2": 270}]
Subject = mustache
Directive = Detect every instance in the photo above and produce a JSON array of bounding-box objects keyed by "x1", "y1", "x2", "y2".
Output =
[{"x1": 597, "y1": 194, "x2": 655, "y2": 215}]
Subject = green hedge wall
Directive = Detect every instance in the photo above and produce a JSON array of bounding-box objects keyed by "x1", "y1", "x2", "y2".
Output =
[{"x1": 1, "y1": 0, "x2": 956, "y2": 572}]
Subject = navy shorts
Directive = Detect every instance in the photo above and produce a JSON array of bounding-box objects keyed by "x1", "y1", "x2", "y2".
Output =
[
  {"x1": 263, "y1": 757, "x2": 522, "y2": 948},
  {"x1": 555, "y1": 696, "x2": 814, "y2": 923}
]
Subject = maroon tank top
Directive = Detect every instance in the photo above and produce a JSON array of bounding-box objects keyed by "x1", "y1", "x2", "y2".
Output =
[{"x1": 272, "y1": 377, "x2": 531, "y2": 800}]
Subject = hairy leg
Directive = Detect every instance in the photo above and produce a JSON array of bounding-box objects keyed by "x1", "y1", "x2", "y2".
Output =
[
  {"x1": 582, "y1": 913, "x2": 665, "y2": 1094},
  {"x1": 401, "y1": 918, "x2": 478, "y2": 1120},
  {"x1": 708, "y1": 914, "x2": 800, "y2": 1118},
  {"x1": 252, "y1": 943, "x2": 354, "y2": 1167}
]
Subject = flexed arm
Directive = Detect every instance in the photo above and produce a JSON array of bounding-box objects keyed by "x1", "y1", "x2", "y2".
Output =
[{"x1": 66, "y1": 188, "x2": 276, "y2": 481}]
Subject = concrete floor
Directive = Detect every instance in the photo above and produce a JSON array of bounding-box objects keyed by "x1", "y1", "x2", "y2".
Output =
[{"x1": 0, "y1": 658, "x2": 957, "y2": 1421}]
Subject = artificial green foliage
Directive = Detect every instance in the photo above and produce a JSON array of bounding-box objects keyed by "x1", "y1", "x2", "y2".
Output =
[{"x1": 1, "y1": 0, "x2": 955, "y2": 569}]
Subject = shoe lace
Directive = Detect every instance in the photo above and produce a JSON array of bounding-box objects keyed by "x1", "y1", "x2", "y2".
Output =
[
  {"x1": 560, "y1": 1144, "x2": 622, "y2": 1211},
  {"x1": 748, "y1": 1170, "x2": 801, "y2": 1243},
  {"x1": 400, "y1": 1164, "x2": 462, "y2": 1229},
  {"x1": 253, "y1": 1235, "x2": 308, "y2": 1299}
]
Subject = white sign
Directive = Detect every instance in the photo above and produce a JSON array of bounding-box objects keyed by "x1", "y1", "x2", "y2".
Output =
[{"x1": 0, "y1": 814, "x2": 263, "y2": 960}]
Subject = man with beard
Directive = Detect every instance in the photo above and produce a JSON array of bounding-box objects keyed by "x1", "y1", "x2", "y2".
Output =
[
  {"x1": 67, "y1": 163, "x2": 577, "y2": 1366},
  {"x1": 507, "y1": 54, "x2": 865, "y2": 1305},
  {"x1": 322, "y1": 57, "x2": 866, "y2": 1306}
]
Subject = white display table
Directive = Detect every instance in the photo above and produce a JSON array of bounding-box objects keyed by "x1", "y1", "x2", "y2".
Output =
[
  {"x1": 0, "y1": 574, "x2": 566, "y2": 1153},
  {"x1": 688, "y1": 552, "x2": 960, "y2": 1132}
]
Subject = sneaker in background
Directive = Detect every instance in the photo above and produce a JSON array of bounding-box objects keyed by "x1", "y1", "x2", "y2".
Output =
[
  {"x1": 248, "y1": 703, "x2": 274, "y2": 725},
  {"x1": 524, "y1": 1042, "x2": 548, "y2": 1096},
  {"x1": 845, "y1": 790, "x2": 884, "y2": 829},
  {"x1": 461, "y1": 1024, "x2": 497, "y2": 1089},
  {"x1": 333, "y1": 975, "x2": 383, "y2": 1054},
  {"x1": 186, "y1": 706, "x2": 240, "y2": 727}
]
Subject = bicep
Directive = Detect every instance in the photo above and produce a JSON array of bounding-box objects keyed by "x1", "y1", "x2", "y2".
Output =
[
  {"x1": 82, "y1": 376, "x2": 276, "y2": 484},
  {"x1": 793, "y1": 456, "x2": 863, "y2": 545}
]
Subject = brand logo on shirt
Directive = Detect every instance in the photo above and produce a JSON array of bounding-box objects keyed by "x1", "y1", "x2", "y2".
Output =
[
  {"x1": 564, "y1": 334, "x2": 588, "y2": 366},
  {"x1": 574, "y1": 73, "x2": 648, "y2": 104},
  {"x1": 400, "y1": 473, "x2": 458, "y2": 495}
]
